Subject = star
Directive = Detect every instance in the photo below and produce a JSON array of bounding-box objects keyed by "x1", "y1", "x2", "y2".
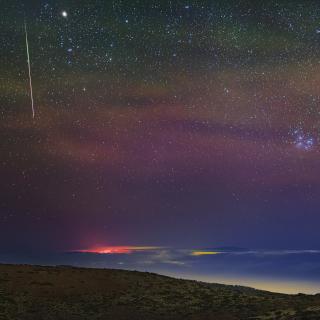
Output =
[{"x1": 61, "y1": 11, "x2": 68, "y2": 18}]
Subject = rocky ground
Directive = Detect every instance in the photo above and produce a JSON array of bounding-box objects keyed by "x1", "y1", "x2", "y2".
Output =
[{"x1": 0, "y1": 264, "x2": 320, "y2": 319}]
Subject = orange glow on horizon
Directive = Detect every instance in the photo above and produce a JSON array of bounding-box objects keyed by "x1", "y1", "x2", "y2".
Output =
[{"x1": 75, "y1": 246, "x2": 161, "y2": 254}]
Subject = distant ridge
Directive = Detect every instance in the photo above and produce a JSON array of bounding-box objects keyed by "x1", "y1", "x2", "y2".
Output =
[{"x1": 203, "y1": 246, "x2": 249, "y2": 252}]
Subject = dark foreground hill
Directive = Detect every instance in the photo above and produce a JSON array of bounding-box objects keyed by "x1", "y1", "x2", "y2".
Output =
[{"x1": 0, "y1": 264, "x2": 320, "y2": 320}]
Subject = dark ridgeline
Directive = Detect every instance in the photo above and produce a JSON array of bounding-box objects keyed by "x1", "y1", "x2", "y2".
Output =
[{"x1": 0, "y1": 264, "x2": 320, "y2": 320}]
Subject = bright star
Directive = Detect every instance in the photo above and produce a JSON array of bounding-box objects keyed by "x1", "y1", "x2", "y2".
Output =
[{"x1": 62, "y1": 11, "x2": 68, "y2": 18}]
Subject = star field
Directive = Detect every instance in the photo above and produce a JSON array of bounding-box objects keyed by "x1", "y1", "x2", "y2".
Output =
[{"x1": 1, "y1": 1, "x2": 320, "y2": 252}]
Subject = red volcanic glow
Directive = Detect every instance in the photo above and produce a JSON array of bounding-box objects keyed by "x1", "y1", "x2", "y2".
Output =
[{"x1": 76, "y1": 246, "x2": 159, "y2": 254}]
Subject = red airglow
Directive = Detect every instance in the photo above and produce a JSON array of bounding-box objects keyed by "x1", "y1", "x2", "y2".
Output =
[{"x1": 76, "y1": 246, "x2": 159, "y2": 254}]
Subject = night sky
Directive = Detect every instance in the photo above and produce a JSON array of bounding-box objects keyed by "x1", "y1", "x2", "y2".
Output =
[{"x1": 2, "y1": 1, "x2": 320, "y2": 255}]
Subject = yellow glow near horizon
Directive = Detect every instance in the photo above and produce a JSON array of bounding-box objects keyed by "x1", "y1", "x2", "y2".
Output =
[{"x1": 191, "y1": 251, "x2": 221, "y2": 256}]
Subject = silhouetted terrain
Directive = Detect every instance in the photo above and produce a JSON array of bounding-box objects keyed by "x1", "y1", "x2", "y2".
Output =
[{"x1": 0, "y1": 264, "x2": 320, "y2": 319}]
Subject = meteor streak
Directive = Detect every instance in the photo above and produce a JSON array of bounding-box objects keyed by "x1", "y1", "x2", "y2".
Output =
[{"x1": 24, "y1": 21, "x2": 35, "y2": 118}]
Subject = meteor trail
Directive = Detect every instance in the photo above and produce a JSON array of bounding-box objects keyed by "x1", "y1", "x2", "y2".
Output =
[{"x1": 24, "y1": 21, "x2": 35, "y2": 118}]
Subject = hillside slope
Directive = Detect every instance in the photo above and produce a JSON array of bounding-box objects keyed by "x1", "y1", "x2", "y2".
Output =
[{"x1": 0, "y1": 264, "x2": 320, "y2": 319}]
